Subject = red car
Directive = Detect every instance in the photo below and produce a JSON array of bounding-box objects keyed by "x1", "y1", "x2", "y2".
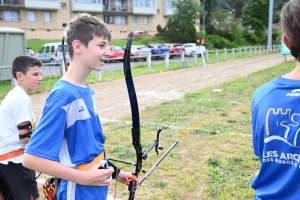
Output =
[
  {"x1": 164, "y1": 43, "x2": 185, "y2": 58},
  {"x1": 107, "y1": 46, "x2": 124, "y2": 62},
  {"x1": 129, "y1": 30, "x2": 149, "y2": 39}
]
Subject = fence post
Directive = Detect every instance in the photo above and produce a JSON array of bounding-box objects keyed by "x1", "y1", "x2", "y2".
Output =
[
  {"x1": 165, "y1": 52, "x2": 169, "y2": 69},
  {"x1": 254, "y1": 46, "x2": 257, "y2": 55},
  {"x1": 180, "y1": 50, "x2": 187, "y2": 67},
  {"x1": 231, "y1": 48, "x2": 234, "y2": 59},
  {"x1": 244, "y1": 47, "x2": 247, "y2": 57},
  {"x1": 238, "y1": 47, "x2": 241, "y2": 58},
  {"x1": 224, "y1": 48, "x2": 227, "y2": 61},
  {"x1": 147, "y1": 52, "x2": 152, "y2": 71},
  {"x1": 215, "y1": 49, "x2": 218, "y2": 62},
  {"x1": 205, "y1": 50, "x2": 209, "y2": 63},
  {"x1": 193, "y1": 51, "x2": 197, "y2": 66},
  {"x1": 61, "y1": 60, "x2": 66, "y2": 77},
  {"x1": 96, "y1": 71, "x2": 102, "y2": 80},
  {"x1": 11, "y1": 76, "x2": 17, "y2": 89}
]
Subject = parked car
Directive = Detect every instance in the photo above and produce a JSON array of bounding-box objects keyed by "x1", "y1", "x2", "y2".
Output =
[
  {"x1": 164, "y1": 43, "x2": 185, "y2": 58},
  {"x1": 129, "y1": 45, "x2": 151, "y2": 61},
  {"x1": 147, "y1": 44, "x2": 170, "y2": 60},
  {"x1": 129, "y1": 30, "x2": 149, "y2": 38},
  {"x1": 26, "y1": 47, "x2": 35, "y2": 57},
  {"x1": 35, "y1": 42, "x2": 70, "y2": 64},
  {"x1": 182, "y1": 43, "x2": 206, "y2": 57},
  {"x1": 107, "y1": 46, "x2": 124, "y2": 62}
]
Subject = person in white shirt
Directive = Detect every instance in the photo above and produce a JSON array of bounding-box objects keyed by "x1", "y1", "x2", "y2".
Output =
[{"x1": 0, "y1": 55, "x2": 43, "y2": 200}]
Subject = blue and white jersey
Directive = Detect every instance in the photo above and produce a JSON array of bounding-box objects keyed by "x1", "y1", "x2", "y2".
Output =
[
  {"x1": 251, "y1": 76, "x2": 300, "y2": 199},
  {"x1": 25, "y1": 80, "x2": 108, "y2": 200}
]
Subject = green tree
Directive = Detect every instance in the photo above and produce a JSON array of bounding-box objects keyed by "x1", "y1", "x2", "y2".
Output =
[
  {"x1": 156, "y1": 24, "x2": 167, "y2": 37},
  {"x1": 241, "y1": 0, "x2": 269, "y2": 35},
  {"x1": 165, "y1": 0, "x2": 201, "y2": 43},
  {"x1": 233, "y1": 0, "x2": 248, "y2": 18}
]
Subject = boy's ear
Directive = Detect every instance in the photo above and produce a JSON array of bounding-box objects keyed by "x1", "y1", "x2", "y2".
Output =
[
  {"x1": 16, "y1": 71, "x2": 23, "y2": 80},
  {"x1": 283, "y1": 35, "x2": 291, "y2": 49},
  {"x1": 72, "y1": 40, "x2": 82, "y2": 55}
]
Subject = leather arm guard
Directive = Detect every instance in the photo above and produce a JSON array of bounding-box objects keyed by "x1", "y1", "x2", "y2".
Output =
[
  {"x1": 19, "y1": 130, "x2": 33, "y2": 139},
  {"x1": 17, "y1": 122, "x2": 33, "y2": 139}
]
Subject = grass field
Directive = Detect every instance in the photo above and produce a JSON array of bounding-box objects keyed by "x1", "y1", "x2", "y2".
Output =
[{"x1": 102, "y1": 60, "x2": 295, "y2": 199}]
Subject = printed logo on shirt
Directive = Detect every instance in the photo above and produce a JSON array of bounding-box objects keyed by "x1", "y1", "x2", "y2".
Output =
[
  {"x1": 263, "y1": 108, "x2": 300, "y2": 168},
  {"x1": 78, "y1": 106, "x2": 85, "y2": 112},
  {"x1": 286, "y1": 89, "x2": 300, "y2": 96}
]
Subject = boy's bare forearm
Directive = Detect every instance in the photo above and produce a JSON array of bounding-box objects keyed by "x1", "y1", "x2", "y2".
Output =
[{"x1": 23, "y1": 153, "x2": 86, "y2": 184}]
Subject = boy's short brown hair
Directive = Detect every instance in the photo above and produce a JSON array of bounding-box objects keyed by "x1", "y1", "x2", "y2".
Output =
[
  {"x1": 66, "y1": 13, "x2": 111, "y2": 59},
  {"x1": 12, "y1": 56, "x2": 42, "y2": 79}
]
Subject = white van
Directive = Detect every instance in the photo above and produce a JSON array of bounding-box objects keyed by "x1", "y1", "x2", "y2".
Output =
[
  {"x1": 182, "y1": 43, "x2": 207, "y2": 57},
  {"x1": 35, "y1": 42, "x2": 70, "y2": 64}
]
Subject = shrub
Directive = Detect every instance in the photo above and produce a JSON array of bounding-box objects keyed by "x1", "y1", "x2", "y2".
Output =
[{"x1": 205, "y1": 34, "x2": 238, "y2": 49}]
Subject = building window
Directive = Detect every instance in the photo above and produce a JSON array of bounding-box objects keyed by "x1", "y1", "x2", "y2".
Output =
[
  {"x1": 75, "y1": 0, "x2": 99, "y2": 3},
  {"x1": 62, "y1": 23, "x2": 68, "y2": 28},
  {"x1": 133, "y1": 16, "x2": 138, "y2": 24},
  {"x1": 61, "y1": 3, "x2": 67, "y2": 9},
  {"x1": 132, "y1": 0, "x2": 154, "y2": 7},
  {"x1": 44, "y1": 12, "x2": 51, "y2": 22},
  {"x1": 144, "y1": 16, "x2": 149, "y2": 25},
  {"x1": 104, "y1": 15, "x2": 126, "y2": 24},
  {"x1": 167, "y1": 0, "x2": 176, "y2": 8},
  {"x1": 104, "y1": 15, "x2": 113, "y2": 24},
  {"x1": 114, "y1": 16, "x2": 126, "y2": 24},
  {"x1": 2, "y1": 11, "x2": 19, "y2": 21},
  {"x1": 27, "y1": 11, "x2": 36, "y2": 22}
]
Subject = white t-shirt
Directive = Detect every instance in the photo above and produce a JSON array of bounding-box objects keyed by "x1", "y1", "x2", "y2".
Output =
[{"x1": 0, "y1": 85, "x2": 36, "y2": 164}]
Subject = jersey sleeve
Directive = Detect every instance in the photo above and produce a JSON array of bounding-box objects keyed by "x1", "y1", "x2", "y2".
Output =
[
  {"x1": 25, "y1": 103, "x2": 66, "y2": 161},
  {"x1": 13, "y1": 97, "x2": 34, "y2": 125}
]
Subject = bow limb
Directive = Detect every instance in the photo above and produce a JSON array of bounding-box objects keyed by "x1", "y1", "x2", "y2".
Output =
[
  {"x1": 123, "y1": 32, "x2": 142, "y2": 200},
  {"x1": 61, "y1": 36, "x2": 68, "y2": 73}
]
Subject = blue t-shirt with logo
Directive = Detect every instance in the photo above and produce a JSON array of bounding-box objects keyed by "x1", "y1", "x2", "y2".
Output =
[
  {"x1": 252, "y1": 76, "x2": 300, "y2": 199},
  {"x1": 25, "y1": 80, "x2": 108, "y2": 200}
]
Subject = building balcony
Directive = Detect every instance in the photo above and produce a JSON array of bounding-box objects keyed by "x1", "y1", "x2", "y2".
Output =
[
  {"x1": 0, "y1": 0, "x2": 25, "y2": 7},
  {"x1": 103, "y1": 0, "x2": 129, "y2": 13},
  {"x1": 163, "y1": 0, "x2": 176, "y2": 16},
  {"x1": 71, "y1": 0, "x2": 103, "y2": 12},
  {"x1": 24, "y1": 0, "x2": 59, "y2": 10},
  {"x1": 131, "y1": 0, "x2": 157, "y2": 15}
]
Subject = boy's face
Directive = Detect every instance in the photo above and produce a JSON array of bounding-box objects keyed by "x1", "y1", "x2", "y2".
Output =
[
  {"x1": 17, "y1": 66, "x2": 43, "y2": 94},
  {"x1": 81, "y1": 35, "x2": 111, "y2": 71}
]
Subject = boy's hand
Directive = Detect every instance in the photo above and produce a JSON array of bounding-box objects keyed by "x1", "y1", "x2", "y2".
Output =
[
  {"x1": 116, "y1": 171, "x2": 139, "y2": 188},
  {"x1": 83, "y1": 160, "x2": 114, "y2": 186}
]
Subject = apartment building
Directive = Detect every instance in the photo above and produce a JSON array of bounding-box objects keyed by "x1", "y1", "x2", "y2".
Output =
[{"x1": 0, "y1": 0, "x2": 180, "y2": 39}]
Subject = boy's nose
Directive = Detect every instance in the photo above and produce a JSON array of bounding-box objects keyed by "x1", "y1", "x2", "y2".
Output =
[{"x1": 106, "y1": 48, "x2": 112, "y2": 57}]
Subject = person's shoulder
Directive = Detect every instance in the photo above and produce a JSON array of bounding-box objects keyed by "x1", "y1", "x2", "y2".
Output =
[
  {"x1": 4, "y1": 86, "x2": 29, "y2": 102},
  {"x1": 46, "y1": 80, "x2": 80, "y2": 105}
]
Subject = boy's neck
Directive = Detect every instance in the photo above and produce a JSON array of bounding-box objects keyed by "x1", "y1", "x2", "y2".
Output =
[
  {"x1": 61, "y1": 64, "x2": 89, "y2": 87},
  {"x1": 17, "y1": 83, "x2": 31, "y2": 95}
]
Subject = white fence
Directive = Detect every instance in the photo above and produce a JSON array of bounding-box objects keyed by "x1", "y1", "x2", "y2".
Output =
[{"x1": 0, "y1": 44, "x2": 281, "y2": 84}]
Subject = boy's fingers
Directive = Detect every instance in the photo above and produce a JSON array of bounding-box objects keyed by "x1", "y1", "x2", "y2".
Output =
[{"x1": 93, "y1": 160, "x2": 106, "y2": 169}]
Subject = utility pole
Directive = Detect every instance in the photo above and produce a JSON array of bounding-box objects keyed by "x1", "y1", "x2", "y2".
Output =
[
  {"x1": 267, "y1": 0, "x2": 274, "y2": 51},
  {"x1": 202, "y1": 0, "x2": 207, "y2": 39}
]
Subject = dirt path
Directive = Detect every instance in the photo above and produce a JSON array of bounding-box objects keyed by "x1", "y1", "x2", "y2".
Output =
[{"x1": 29, "y1": 53, "x2": 293, "y2": 121}]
